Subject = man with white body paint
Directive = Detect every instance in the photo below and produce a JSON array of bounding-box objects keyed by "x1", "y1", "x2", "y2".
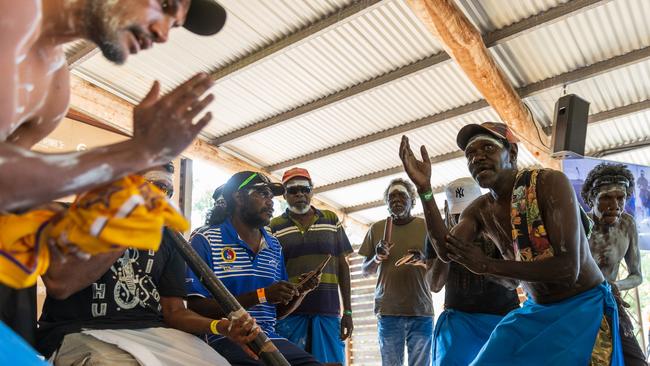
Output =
[
  {"x1": 581, "y1": 162, "x2": 647, "y2": 366},
  {"x1": 0, "y1": 0, "x2": 226, "y2": 212},
  {"x1": 358, "y1": 178, "x2": 433, "y2": 366},
  {"x1": 0, "y1": 1, "x2": 226, "y2": 361},
  {"x1": 270, "y1": 167, "x2": 354, "y2": 365},
  {"x1": 37, "y1": 163, "x2": 260, "y2": 366}
]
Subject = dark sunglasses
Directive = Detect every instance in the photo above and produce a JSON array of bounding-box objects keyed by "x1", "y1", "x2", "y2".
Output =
[{"x1": 286, "y1": 186, "x2": 312, "y2": 195}]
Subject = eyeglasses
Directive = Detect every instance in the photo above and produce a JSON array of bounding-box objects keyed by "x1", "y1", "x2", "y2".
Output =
[
  {"x1": 286, "y1": 186, "x2": 312, "y2": 195},
  {"x1": 249, "y1": 187, "x2": 274, "y2": 200}
]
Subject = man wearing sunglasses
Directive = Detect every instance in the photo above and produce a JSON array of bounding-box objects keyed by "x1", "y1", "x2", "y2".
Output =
[
  {"x1": 269, "y1": 168, "x2": 354, "y2": 365},
  {"x1": 186, "y1": 171, "x2": 322, "y2": 365}
]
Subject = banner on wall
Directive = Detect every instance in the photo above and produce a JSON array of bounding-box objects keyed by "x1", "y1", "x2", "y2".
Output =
[{"x1": 562, "y1": 157, "x2": 650, "y2": 250}]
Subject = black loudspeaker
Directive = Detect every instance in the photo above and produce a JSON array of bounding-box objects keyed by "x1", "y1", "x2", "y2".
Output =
[{"x1": 550, "y1": 94, "x2": 590, "y2": 158}]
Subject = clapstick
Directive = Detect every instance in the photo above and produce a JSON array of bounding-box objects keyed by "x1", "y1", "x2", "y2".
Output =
[
  {"x1": 383, "y1": 216, "x2": 393, "y2": 242},
  {"x1": 164, "y1": 229, "x2": 290, "y2": 366},
  {"x1": 376, "y1": 217, "x2": 393, "y2": 256},
  {"x1": 296, "y1": 255, "x2": 331, "y2": 291}
]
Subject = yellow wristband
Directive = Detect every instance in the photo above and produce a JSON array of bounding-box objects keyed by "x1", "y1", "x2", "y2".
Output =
[
  {"x1": 257, "y1": 288, "x2": 267, "y2": 304},
  {"x1": 210, "y1": 319, "x2": 220, "y2": 335}
]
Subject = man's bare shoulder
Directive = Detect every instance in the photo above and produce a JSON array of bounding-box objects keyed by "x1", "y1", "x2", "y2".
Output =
[
  {"x1": 620, "y1": 212, "x2": 637, "y2": 231},
  {"x1": 463, "y1": 193, "x2": 491, "y2": 215},
  {"x1": 0, "y1": 1, "x2": 41, "y2": 41},
  {"x1": 536, "y1": 169, "x2": 572, "y2": 197}
]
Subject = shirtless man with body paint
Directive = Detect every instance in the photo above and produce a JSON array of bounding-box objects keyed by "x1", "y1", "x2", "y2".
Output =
[
  {"x1": 0, "y1": 0, "x2": 226, "y2": 212},
  {"x1": 399, "y1": 122, "x2": 623, "y2": 364},
  {"x1": 581, "y1": 162, "x2": 646, "y2": 366},
  {"x1": 0, "y1": 0, "x2": 227, "y2": 361}
]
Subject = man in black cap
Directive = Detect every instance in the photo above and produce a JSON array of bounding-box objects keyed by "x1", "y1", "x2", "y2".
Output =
[
  {"x1": 0, "y1": 0, "x2": 227, "y2": 362},
  {"x1": 186, "y1": 171, "x2": 323, "y2": 365},
  {"x1": 399, "y1": 123, "x2": 623, "y2": 365}
]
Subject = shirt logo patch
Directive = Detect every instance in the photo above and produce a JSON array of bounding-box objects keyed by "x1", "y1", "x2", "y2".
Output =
[{"x1": 221, "y1": 247, "x2": 237, "y2": 262}]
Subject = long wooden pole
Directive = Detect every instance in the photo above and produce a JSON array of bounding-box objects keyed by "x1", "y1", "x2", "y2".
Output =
[
  {"x1": 407, "y1": 0, "x2": 559, "y2": 169},
  {"x1": 165, "y1": 229, "x2": 290, "y2": 366}
]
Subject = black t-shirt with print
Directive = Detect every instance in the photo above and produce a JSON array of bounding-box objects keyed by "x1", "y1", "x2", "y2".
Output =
[
  {"x1": 36, "y1": 231, "x2": 186, "y2": 357},
  {"x1": 425, "y1": 237, "x2": 520, "y2": 315}
]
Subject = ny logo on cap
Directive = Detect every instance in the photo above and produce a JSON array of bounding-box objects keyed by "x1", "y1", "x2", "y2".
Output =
[{"x1": 455, "y1": 187, "x2": 464, "y2": 198}]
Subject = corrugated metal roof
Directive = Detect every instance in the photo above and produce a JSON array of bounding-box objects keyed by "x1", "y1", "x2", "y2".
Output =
[
  {"x1": 525, "y1": 60, "x2": 650, "y2": 126},
  {"x1": 586, "y1": 109, "x2": 650, "y2": 155},
  {"x1": 229, "y1": 71, "x2": 486, "y2": 166},
  {"x1": 492, "y1": 0, "x2": 650, "y2": 87},
  {"x1": 458, "y1": 0, "x2": 568, "y2": 32}
]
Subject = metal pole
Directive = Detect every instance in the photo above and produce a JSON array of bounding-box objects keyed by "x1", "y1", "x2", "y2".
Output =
[{"x1": 165, "y1": 228, "x2": 290, "y2": 366}]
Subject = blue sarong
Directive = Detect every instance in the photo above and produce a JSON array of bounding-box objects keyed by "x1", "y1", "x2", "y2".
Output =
[
  {"x1": 0, "y1": 321, "x2": 48, "y2": 365},
  {"x1": 433, "y1": 309, "x2": 504, "y2": 366},
  {"x1": 471, "y1": 282, "x2": 623, "y2": 365},
  {"x1": 276, "y1": 314, "x2": 345, "y2": 364}
]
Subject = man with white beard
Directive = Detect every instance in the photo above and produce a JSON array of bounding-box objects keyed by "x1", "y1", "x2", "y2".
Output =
[
  {"x1": 269, "y1": 168, "x2": 354, "y2": 365},
  {"x1": 358, "y1": 178, "x2": 433, "y2": 366}
]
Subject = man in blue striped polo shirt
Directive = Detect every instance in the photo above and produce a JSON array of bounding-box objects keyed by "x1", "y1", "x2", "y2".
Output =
[
  {"x1": 186, "y1": 171, "x2": 322, "y2": 365},
  {"x1": 270, "y1": 167, "x2": 354, "y2": 365}
]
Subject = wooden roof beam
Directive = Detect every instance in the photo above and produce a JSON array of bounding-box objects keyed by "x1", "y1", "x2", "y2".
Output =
[
  {"x1": 407, "y1": 0, "x2": 555, "y2": 167},
  {"x1": 213, "y1": 0, "x2": 608, "y2": 146}
]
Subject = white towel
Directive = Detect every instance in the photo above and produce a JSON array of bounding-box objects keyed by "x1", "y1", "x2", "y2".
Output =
[{"x1": 82, "y1": 327, "x2": 230, "y2": 366}]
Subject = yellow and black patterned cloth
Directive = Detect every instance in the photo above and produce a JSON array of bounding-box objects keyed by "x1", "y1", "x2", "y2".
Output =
[{"x1": 0, "y1": 175, "x2": 188, "y2": 289}]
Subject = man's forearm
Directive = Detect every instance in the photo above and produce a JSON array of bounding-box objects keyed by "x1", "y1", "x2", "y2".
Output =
[
  {"x1": 164, "y1": 307, "x2": 213, "y2": 335},
  {"x1": 418, "y1": 185, "x2": 451, "y2": 261},
  {"x1": 339, "y1": 256, "x2": 352, "y2": 312},
  {"x1": 616, "y1": 274, "x2": 642, "y2": 291},
  {"x1": 0, "y1": 140, "x2": 150, "y2": 212},
  {"x1": 430, "y1": 258, "x2": 449, "y2": 292},
  {"x1": 188, "y1": 292, "x2": 260, "y2": 319},
  {"x1": 485, "y1": 256, "x2": 578, "y2": 284},
  {"x1": 42, "y1": 249, "x2": 125, "y2": 300},
  {"x1": 361, "y1": 256, "x2": 380, "y2": 277}
]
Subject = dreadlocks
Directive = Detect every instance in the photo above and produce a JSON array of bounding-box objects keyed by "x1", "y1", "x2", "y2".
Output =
[{"x1": 581, "y1": 162, "x2": 635, "y2": 208}]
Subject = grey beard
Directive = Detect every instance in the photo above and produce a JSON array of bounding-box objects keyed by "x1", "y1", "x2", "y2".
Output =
[{"x1": 289, "y1": 205, "x2": 310, "y2": 215}]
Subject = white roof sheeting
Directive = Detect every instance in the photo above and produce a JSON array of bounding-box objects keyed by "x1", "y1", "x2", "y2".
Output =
[{"x1": 69, "y1": 0, "x2": 650, "y2": 225}]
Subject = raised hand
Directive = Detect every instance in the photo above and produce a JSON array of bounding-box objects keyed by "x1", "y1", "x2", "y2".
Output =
[
  {"x1": 399, "y1": 135, "x2": 431, "y2": 190},
  {"x1": 132, "y1": 73, "x2": 215, "y2": 166}
]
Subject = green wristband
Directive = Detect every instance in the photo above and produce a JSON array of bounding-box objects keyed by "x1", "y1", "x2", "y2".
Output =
[
  {"x1": 343, "y1": 310, "x2": 352, "y2": 316},
  {"x1": 419, "y1": 190, "x2": 433, "y2": 202}
]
